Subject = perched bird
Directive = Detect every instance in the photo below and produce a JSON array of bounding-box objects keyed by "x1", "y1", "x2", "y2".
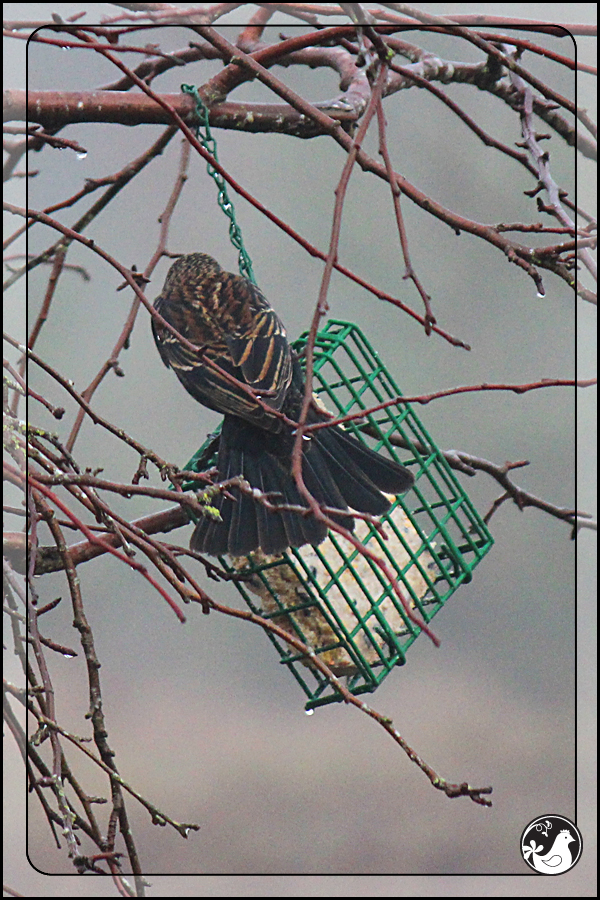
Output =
[{"x1": 152, "y1": 253, "x2": 414, "y2": 557}]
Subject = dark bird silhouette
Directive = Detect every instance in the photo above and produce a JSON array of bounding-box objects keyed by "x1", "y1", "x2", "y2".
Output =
[{"x1": 152, "y1": 253, "x2": 414, "y2": 557}]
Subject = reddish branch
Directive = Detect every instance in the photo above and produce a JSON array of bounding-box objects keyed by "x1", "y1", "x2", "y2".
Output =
[
  {"x1": 8, "y1": 25, "x2": 591, "y2": 303},
  {"x1": 305, "y1": 377, "x2": 596, "y2": 428},
  {"x1": 23, "y1": 467, "x2": 188, "y2": 622},
  {"x1": 157, "y1": 26, "x2": 586, "y2": 296}
]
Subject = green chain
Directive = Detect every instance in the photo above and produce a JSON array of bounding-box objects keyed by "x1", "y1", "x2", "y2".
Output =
[{"x1": 181, "y1": 84, "x2": 256, "y2": 285}]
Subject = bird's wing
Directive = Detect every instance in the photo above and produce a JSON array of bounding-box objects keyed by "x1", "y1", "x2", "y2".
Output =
[
  {"x1": 220, "y1": 275, "x2": 293, "y2": 410},
  {"x1": 152, "y1": 282, "x2": 292, "y2": 426},
  {"x1": 153, "y1": 332, "x2": 262, "y2": 420},
  {"x1": 151, "y1": 297, "x2": 241, "y2": 412}
]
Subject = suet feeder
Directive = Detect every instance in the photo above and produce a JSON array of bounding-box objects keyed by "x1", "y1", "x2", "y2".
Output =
[{"x1": 185, "y1": 320, "x2": 493, "y2": 708}]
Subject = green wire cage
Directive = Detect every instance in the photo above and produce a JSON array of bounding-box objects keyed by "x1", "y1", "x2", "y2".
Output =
[{"x1": 186, "y1": 319, "x2": 493, "y2": 709}]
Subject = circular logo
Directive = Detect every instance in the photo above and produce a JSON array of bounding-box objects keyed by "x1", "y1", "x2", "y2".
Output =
[{"x1": 521, "y1": 814, "x2": 583, "y2": 875}]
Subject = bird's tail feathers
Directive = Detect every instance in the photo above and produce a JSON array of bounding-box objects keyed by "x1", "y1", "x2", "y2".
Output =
[
  {"x1": 317, "y1": 422, "x2": 415, "y2": 495},
  {"x1": 191, "y1": 421, "x2": 332, "y2": 556},
  {"x1": 190, "y1": 414, "x2": 414, "y2": 556}
]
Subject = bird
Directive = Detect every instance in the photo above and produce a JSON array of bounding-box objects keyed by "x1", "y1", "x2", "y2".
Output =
[
  {"x1": 524, "y1": 829, "x2": 575, "y2": 875},
  {"x1": 152, "y1": 252, "x2": 414, "y2": 557}
]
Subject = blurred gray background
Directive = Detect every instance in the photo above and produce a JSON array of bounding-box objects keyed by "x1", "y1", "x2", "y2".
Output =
[{"x1": 4, "y1": 2, "x2": 596, "y2": 895}]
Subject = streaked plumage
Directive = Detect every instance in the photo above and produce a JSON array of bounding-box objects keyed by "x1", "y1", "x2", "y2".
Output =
[{"x1": 152, "y1": 253, "x2": 414, "y2": 556}]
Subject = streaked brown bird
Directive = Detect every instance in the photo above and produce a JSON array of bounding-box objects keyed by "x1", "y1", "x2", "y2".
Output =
[{"x1": 152, "y1": 253, "x2": 414, "y2": 557}]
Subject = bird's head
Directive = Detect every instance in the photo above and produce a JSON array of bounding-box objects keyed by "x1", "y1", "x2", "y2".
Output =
[
  {"x1": 161, "y1": 252, "x2": 223, "y2": 293},
  {"x1": 558, "y1": 830, "x2": 575, "y2": 843}
]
